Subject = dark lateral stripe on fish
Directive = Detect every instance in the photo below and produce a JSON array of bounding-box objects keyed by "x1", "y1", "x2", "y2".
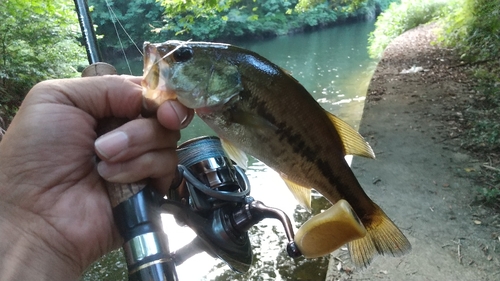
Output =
[
  {"x1": 240, "y1": 88, "x2": 368, "y2": 210},
  {"x1": 143, "y1": 41, "x2": 411, "y2": 268},
  {"x1": 315, "y1": 157, "x2": 368, "y2": 212},
  {"x1": 240, "y1": 89, "x2": 318, "y2": 158},
  {"x1": 276, "y1": 125, "x2": 317, "y2": 159},
  {"x1": 275, "y1": 120, "x2": 373, "y2": 221},
  {"x1": 236, "y1": 84, "x2": 376, "y2": 232}
]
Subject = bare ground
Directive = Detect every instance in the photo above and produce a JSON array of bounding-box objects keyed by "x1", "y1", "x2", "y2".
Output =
[{"x1": 325, "y1": 24, "x2": 500, "y2": 280}]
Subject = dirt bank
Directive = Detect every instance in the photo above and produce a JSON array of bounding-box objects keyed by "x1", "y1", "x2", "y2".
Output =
[{"x1": 325, "y1": 24, "x2": 500, "y2": 280}]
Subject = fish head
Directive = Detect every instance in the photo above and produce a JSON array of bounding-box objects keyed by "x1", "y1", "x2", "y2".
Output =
[{"x1": 142, "y1": 40, "x2": 243, "y2": 115}]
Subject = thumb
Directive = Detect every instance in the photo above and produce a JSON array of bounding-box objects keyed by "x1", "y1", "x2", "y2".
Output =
[{"x1": 25, "y1": 75, "x2": 143, "y2": 120}]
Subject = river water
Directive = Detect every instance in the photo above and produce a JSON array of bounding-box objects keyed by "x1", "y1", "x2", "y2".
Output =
[{"x1": 83, "y1": 20, "x2": 377, "y2": 281}]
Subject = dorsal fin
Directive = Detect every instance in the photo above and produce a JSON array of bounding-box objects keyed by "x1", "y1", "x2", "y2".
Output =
[
  {"x1": 220, "y1": 138, "x2": 248, "y2": 170},
  {"x1": 325, "y1": 111, "x2": 375, "y2": 159},
  {"x1": 281, "y1": 176, "x2": 312, "y2": 211}
]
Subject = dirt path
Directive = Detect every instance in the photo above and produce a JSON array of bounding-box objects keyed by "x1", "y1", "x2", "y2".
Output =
[{"x1": 325, "y1": 24, "x2": 500, "y2": 280}]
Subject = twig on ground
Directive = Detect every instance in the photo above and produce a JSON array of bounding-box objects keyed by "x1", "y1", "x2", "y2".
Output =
[{"x1": 482, "y1": 164, "x2": 500, "y2": 173}]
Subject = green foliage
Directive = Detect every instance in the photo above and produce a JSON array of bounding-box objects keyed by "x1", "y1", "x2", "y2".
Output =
[
  {"x1": 469, "y1": 119, "x2": 500, "y2": 148},
  {"x1": 475, "y1": 167, "x2": 500, "y2": 207},
  {"x1": 438, "y1": 0, "x2": 500, "y2": 155},
  {"x1": 160, "y1": 0, "x2": 299, "y2": 40},
  {"x1": 296, "y1": 0, "x2": 372, "y2": 11},
  {"x1": 462, "y1": 70, "x2": 500, "y2": 153},
  {"x1": 160, "y1": 0, "x2": 234, "y2": 15},
  {"x1": 88, "y1": 0, "x2": 166, "y2": 55},
  {"x1": 91, "y1": 0, "x2": 394, "y2": 54},
  {"x1": 369, "y1": 0, "x2": 500, "y2": 61},
  {"x1": 168, "y1": 1, "x2": 345, "y2": 41},
  {"x1": 368, "y1": 0, "x2": 449, "y2": 58},
  {"x1": 82, "y1": 249, "x2": 127, "y2": 281},
  {"x1": 438, "y1": 0, "x2": 500, "y2": 62},
  {"x1": 477, "y1": 186, "x2": 500, "y2": 205},
  {"x1": 435, "y1": 0, "x2": 500, "y2": 205},
  {"x1": 0, "y1": 0, "x2": 86, "y2": 126}
]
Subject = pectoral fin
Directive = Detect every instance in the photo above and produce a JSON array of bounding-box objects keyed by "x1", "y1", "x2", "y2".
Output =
[
  {"x1": 326, "y1": 111, "x2": 375, "y2": 159},
  {"x1": 231, "y1": 109, "x2": 278, "y2": 132},
  {"x1": 221, "y1": 138, "x2": 248, "y2": 170},
  {"x1": 281, "y1": 176, "x2": 312, "y2": 211}
]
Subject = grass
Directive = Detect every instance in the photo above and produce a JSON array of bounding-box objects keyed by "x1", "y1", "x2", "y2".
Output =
[
  {"x1": 368, "y1": 0, "x2": 450, "y2": 58},
  {"x1": 465, "y1": 64, "x2": 500, "y2": 207}
]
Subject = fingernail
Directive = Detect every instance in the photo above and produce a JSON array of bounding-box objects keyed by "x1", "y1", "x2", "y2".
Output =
[
  {"x1": 181, "y1": 109, "x2": 195, "y2": 128},
  {"x1": 97, "y1": 162, "x2": 121, "y2": 180},
  {"x1": 95, "y1": 131, "x2": 128, "y2": 160},
  {"x1": 169, "y1": 101, "x2": 190, "y2": 127}
]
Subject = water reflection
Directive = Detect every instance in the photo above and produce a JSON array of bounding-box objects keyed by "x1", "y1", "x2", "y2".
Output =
[
  {"x1": 83, "y1": 20, "x2": 376, "y2": 281},
  {"x1": 238, "y1": 21, "x2": 377, "y2": 130}
]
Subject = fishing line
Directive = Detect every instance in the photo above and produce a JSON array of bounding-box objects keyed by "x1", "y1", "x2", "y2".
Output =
[
  {"x1": 104, "y1": 1, "x2": 143, "y2": 56},
  {"x1": 104, "y1": 0, "x2": 143, "y2": 74},
  {"x1": 101, "y1": 1, "x2": 193, "y2": 72},
  {"x1": 176, "y1": 136, "x2": 250, "y2": 201},
  {"x1": 153, "y1": 39, "x2": 193, "y2": 66}
]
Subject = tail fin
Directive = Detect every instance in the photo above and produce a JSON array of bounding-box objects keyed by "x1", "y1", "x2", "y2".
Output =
[{"x1": 347, "y1": 205, "x2": 411, "y2": 268}]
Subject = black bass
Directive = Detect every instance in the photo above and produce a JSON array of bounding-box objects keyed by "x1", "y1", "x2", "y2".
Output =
[{"x1": 141, "y1": 40, "x2": 411, "y2": 267}]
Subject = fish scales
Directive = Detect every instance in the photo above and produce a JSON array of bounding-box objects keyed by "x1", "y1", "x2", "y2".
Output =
[
  {"x1": 229, "y1": 52, "x2": 373, "y2": 213},
  {"x1": 141, "y1": 40, "x2": 411, "y2": 267},
  {"x1": 247, "y1": 95, "x2": 372, "y2": 219}
]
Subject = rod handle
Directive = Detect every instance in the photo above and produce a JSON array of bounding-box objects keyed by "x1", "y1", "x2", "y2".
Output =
[{"x1": 82, "y1": 63, "x2": 147, "y2": 207}]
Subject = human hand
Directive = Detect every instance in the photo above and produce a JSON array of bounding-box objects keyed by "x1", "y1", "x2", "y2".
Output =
[{"x1": 0, "y1": 76, "x2": 193, "y2": 280}]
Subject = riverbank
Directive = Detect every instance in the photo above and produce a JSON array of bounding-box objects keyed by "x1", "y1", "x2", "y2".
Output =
[{"x1": 326, "y1": 23, "x2": 500, "y2": 280}]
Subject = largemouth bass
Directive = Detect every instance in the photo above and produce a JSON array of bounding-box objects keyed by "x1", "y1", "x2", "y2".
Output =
[{"x1": 141, "y1": 40, "x2": 411, "y2": 267}]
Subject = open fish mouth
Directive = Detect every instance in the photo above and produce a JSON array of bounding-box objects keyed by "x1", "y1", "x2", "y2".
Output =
[
  {"x1": 141, "y1": 42, "x2": 178, "y2": 116},
  {"x1": 138, "y1": 39, "x2": 410, "y2": 266},
  {"x1": 141, "y1": 40, "x2": 244, "y2": 114}
]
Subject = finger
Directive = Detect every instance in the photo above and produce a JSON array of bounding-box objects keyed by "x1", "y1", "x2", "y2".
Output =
[
  {"x1": 27, "y1": 76, "x2": 143, "y2": 120},
  {"x1": 150, "y1": 174, "x2": 179, "y2": 195},
  {"x1": 120, "y1": 75, "x2": 142, "y2": 85},
  {"x1": 97, "y1": 148, "x2": 178, "y2": 184},
  {"x1": 157, "y1": 100, "x2": 195, "y2": 130},
  {"x1": 95, "y1": 118, "x2": 180, "y2": 162}
]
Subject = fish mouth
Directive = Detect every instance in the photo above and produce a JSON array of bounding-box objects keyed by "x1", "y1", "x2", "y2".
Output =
[
  {"x1": 141, "y1": 40, "x2": 242, "y2": 115},
  {"x1": 141, "y1": 42, "x2": 177, "y2": 117}
]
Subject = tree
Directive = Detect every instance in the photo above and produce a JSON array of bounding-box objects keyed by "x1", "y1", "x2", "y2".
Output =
[
  {"x1": 0, "y1": 0, "x2": 86, "y2": 124},
  {"x1": 88, "y1": 0, "x2": 165, "y2": 55}
]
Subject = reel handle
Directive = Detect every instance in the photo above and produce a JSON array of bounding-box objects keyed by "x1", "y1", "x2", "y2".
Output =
[{"x1": 294, "y1": 199, "x2": 367, "y2": 258}]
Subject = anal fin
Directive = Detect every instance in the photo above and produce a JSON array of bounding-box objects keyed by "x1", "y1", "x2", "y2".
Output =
[
  {"x1": 281, "y1": 176, "x2": 312, "y2": 211},
  {"x1": 220, "y1": 138, "x2": 248, "y2": 170}
]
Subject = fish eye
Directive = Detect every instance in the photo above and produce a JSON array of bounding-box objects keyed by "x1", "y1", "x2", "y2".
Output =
[{"x1": 173, "y1": 47, "x2": 193, "y2": 62}]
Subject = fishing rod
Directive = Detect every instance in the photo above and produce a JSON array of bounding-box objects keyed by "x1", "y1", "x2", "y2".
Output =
[
  {"x1": 71, "y1": 3, "x2": 299, "y2": 275},
  {"x1": 73, "y1": 1, "x2": 178, "y2": 280},
  {"x1": 74, "y1": 0, "x2": 100, "y2": 64},
  {"x1": 72, "y1": 2, "x2": 367, "y2": 280},
  {"x1": 73, "y1": 0, "x2": 117, "y2": 76}
]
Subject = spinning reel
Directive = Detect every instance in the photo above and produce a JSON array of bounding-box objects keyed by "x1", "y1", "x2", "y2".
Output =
[{"x1": 114, "y1": 136, "x2": 301, "y2": 280}]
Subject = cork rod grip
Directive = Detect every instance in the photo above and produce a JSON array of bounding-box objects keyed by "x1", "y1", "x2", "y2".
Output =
[{"x1": 82, "y1": 63, "x2": 147, "y2": 207}]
